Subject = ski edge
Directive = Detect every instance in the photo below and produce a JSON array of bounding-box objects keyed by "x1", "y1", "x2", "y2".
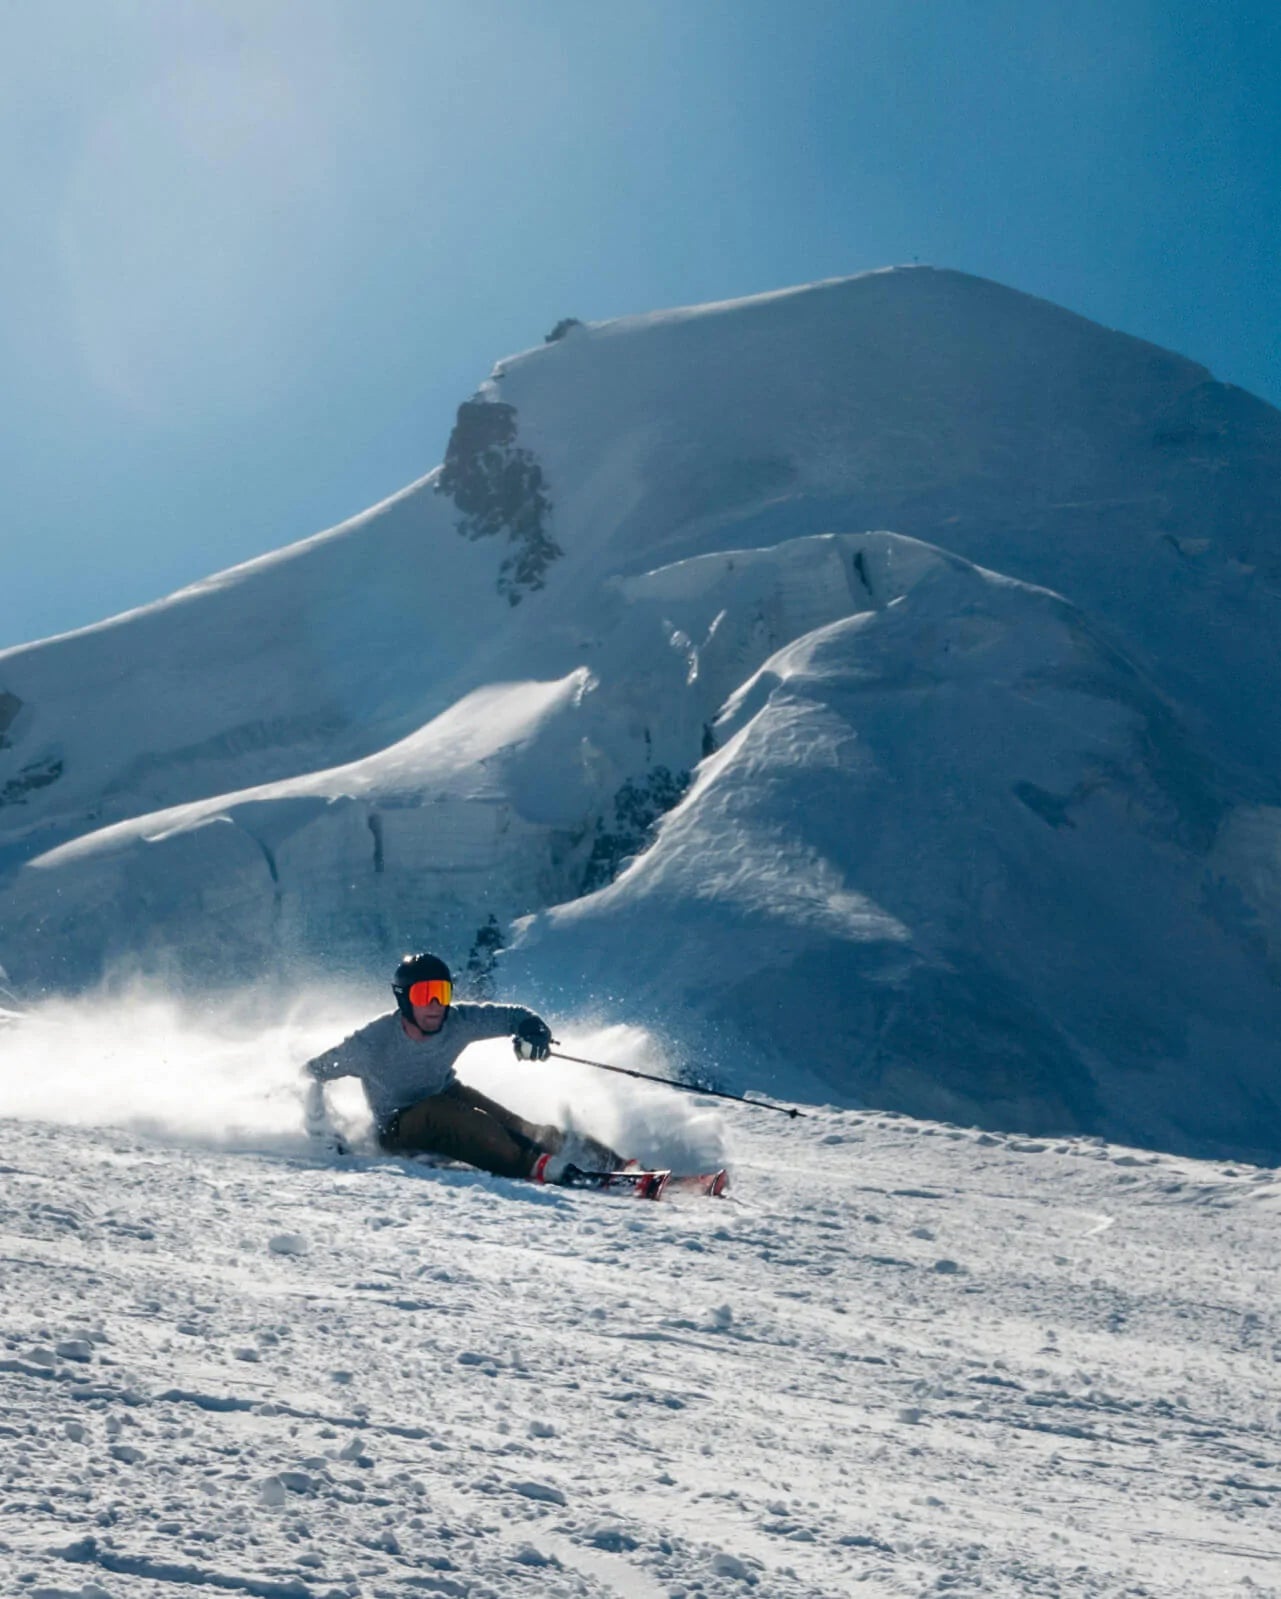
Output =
[{"x1": 565, "y1": 1165, "x2": 729, "y2": 1199}]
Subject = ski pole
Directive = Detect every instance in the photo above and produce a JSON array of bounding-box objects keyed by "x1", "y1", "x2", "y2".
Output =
[{"x1": 548, "y1": 1046, "x2": 805, "y2": 1118}]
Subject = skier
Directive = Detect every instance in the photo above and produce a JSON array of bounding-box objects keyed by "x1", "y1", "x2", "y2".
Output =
[{"x1": 302, "y1": 952, "x2": 624, "y2": 1183}]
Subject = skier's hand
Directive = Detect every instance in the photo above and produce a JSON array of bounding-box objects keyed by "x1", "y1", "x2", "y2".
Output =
[
  {"x1": 513, "y1": 1015, "x2": 552, "y2": 1061},
  {"x1": 303, "y1": 1078, "x2": 329, "y2": 1136},
  {"x1": 303, "y1": 1078, "x2": 350, "y2": 1156}
]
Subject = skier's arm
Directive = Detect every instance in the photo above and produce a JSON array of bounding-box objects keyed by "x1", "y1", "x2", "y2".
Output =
[
  {"x1": 303, "y1": 1076, "x2": 330, "y2": 1134},
  {"x1": 300, "y1": 1025, "x2": 375, "y2": 1149},
  {"x1": 300, "y1": 1029, "x2": 370, "y2": 1150},
  {"x1": 303, "y1": 1031, "x2": 365, "y2": 1083},
  {"x1": 450, "y1": 1002, "x2": 552, "y2": 1060},
  {"x1": 302, "y1": 1076, "x2": 350, "y2": 1156}
]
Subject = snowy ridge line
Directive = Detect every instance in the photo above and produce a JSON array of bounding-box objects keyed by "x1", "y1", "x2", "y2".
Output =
[{"x1": 0, "y1": 468, "x2": 444, "y2": 662}]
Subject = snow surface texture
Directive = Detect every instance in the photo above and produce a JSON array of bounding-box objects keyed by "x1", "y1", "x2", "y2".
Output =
[
  {"x1": 1, "y1": 1085, "x2": 1278, "y2": 1597},
  {"x1": 3, "y1": 266, "x2": 1281, "y2": 1155}
]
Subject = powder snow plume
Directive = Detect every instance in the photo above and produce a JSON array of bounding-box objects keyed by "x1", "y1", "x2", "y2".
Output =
[
  {"x1": 0, "y1": 979, "x2": 374, "y2": 1153},
  {"x1": 0, "y1": 989, "x2": 727, "y2": 1171},
  {"x1": 457, "y1": 1023, "x2": 730, "y2": 1173}
]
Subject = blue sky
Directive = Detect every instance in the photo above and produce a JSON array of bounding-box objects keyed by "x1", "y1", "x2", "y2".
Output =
[{"x1": 2, "y1": 0, "x2": 1278, "y2": 649}]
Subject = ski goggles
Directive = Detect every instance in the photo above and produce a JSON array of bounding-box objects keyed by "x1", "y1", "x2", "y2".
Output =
[{"x1": 407, "y1": 979, "x2": 452, "y2": 1008}]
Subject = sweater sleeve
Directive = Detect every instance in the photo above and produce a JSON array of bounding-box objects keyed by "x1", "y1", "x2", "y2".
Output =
[
  {"x1": 452, "y1": 1002, "x2": 542, "y2": 1041},
  {"x1": 304, "y1": 1021, "x2": 377, "y2": 1082}
]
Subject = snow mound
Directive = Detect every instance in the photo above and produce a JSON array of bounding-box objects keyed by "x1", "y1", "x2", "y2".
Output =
[{"x1": 507, "y1": 537, "x2": 1281, "y2": 1158}]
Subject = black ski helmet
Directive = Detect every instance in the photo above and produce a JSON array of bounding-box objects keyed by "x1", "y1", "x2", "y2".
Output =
[{"x1": 391, "y1": 952, "x2": 453, "y2": 1020}]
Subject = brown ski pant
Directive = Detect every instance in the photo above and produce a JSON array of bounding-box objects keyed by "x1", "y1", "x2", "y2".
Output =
[{"x1": 378, "y1": 1079, "x2": 559, "y2": 1179}]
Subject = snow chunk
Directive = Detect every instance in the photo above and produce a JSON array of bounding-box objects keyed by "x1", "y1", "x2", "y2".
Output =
[
  {"x1": 585, "y1": 1521, "x2": 640, "y2": 1551},
  {"x1": 711, "y1": 1549, "x2": 757, "y2": 1582},
  {"x1": 268, "y1": 1232, "x2": 309, "y2": 1256},
  {"x1": 513, "y1": 1542, "x2": 556, "y2": 1566},
  {"x1": 509, "y1": 1478, "x2": 567, "y2": 1505}
]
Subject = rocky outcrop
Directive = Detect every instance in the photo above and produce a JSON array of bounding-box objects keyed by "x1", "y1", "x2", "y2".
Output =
[
  {"x1": 0, "y1": 691, "x2": 21, "y2": 749},
  {"x1": 0, "y1": 755, "x2": 63, "y2": 808},
  {"x1": 436, "y1": 399, "x2": 562, "y2": 604},
  {"x1": 581, "y1": 765, "x2": 691, "y2": 894}
]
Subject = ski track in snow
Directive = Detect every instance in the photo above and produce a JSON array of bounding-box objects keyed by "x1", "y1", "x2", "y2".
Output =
[{"x1": 0, "y1": 1109, "x2": 1278, "y2": 1598}]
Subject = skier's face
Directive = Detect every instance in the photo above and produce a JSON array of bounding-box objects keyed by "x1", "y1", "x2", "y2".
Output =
[{"x1": 411, "y1": 997, "x2": 447, "y2": 1033}]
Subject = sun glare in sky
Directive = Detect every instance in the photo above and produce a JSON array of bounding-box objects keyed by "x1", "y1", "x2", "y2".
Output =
[{"x1": 59, "y1": 52, "x2": 345, "y2": 423}]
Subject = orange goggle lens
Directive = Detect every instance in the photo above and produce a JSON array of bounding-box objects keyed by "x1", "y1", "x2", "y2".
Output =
[{"x1": 408, "y1": 979, "x2": 452, "y2": 1008}]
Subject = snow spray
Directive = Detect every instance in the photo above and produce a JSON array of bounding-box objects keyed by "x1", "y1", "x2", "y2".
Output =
[
  {"x1": 0, "y1": 978, "x2": 374, "y2": 1153},
  {"x1": 457, "y1": 1023, "x2": 729, "y2": 1174},
  {"x1": 0, "y1": 989, "x2": 727, "y2": 1172}
]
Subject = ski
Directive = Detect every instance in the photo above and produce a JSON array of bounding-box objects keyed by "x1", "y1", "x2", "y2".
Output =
[
  {"x1": 561, "y1": 1163, "x2": 671, "y2": 1199},
  {"x1": 561, "y1": 1165, "x2": 729, "y2": 1200},
  {"x1": 309, "y1": 1144, "x2": 729, "y2": 1200},
  {"x1": 667, "y1": 1167, "x2": 730, "y2": 1198}
]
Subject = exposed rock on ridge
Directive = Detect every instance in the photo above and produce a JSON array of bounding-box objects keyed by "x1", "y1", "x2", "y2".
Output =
[
  {"x1": 436, "y1": 398, "x2": 562, "y2": 604},
  {"x1": 0, "y1": 690, "x2": 20, "y2": 748}
]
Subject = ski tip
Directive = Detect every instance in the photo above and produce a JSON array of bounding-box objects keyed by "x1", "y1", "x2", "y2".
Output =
[{"x1": 664, "y1": 1167, "x2": 730, "y2": 1197}]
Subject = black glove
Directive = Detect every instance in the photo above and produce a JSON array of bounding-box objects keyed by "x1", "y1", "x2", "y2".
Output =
[{"x1": 513, "y1": 1014, "x2": 552, "y2": 1061}]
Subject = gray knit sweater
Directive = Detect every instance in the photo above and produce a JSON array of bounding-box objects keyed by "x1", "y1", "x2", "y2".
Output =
[{"x1": 304, "y1": 1003, "x2": 541, "y2": 1130}]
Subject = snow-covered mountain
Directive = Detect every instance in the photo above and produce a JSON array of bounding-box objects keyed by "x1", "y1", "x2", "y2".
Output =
[
  {"x1": 508, "y1": 535, "x2": 1280, "y2": 1158},
  {"x1": 4, "y1": 267, "x2": 1281, "y2": 1156}
]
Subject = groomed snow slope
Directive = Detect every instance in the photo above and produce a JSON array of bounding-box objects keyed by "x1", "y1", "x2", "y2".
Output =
[{"x1": 1, "y1": 1092, "x2": 1278, "y2": 1598}]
